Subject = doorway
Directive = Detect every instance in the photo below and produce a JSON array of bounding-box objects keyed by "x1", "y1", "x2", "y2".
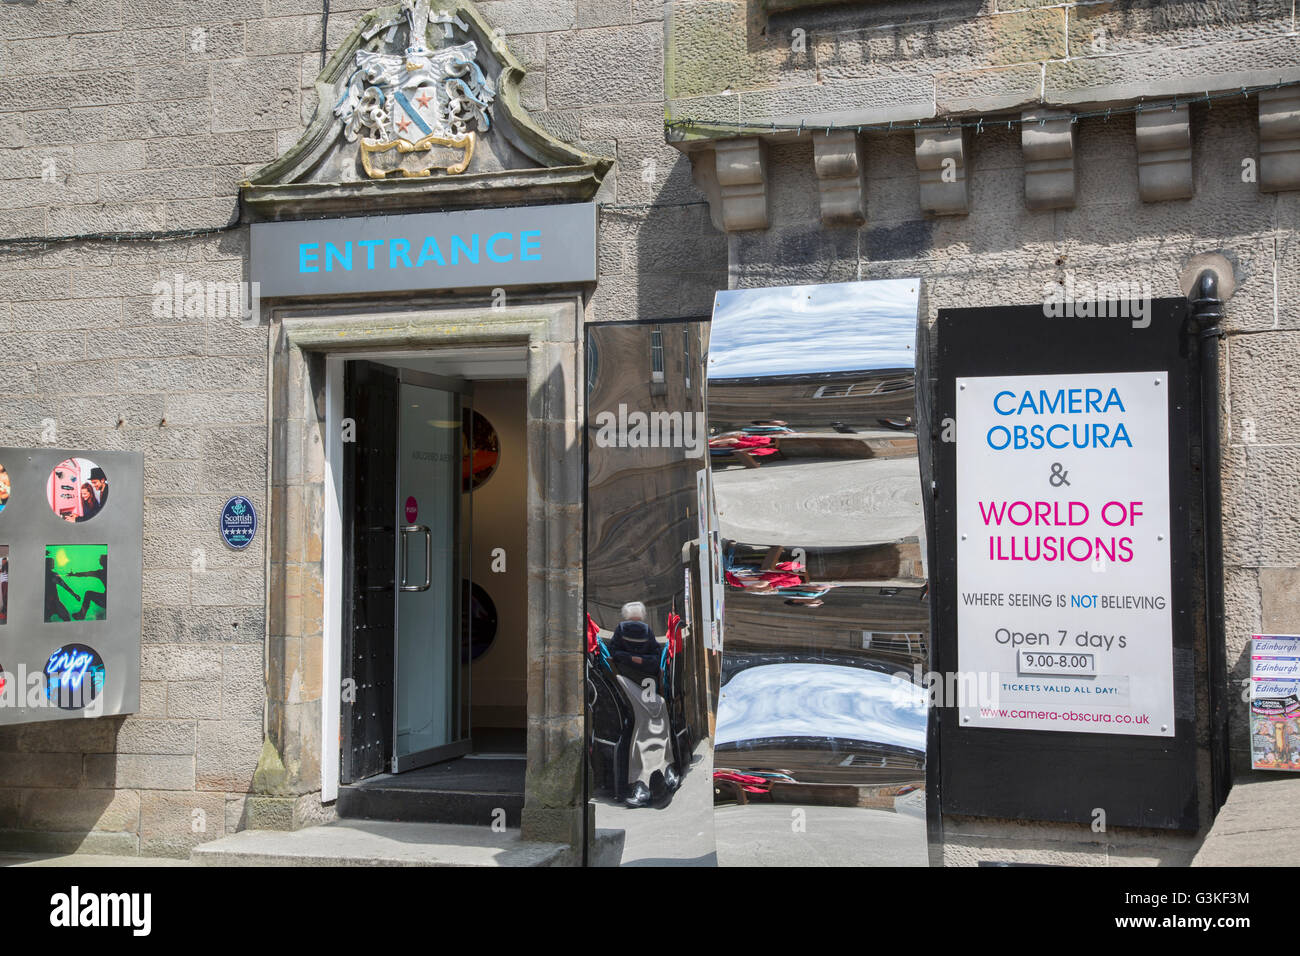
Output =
[
  {"x1": 271, "y1": 302, "x2": 584, "y2": 843},
  {"x1": 337, "y1": 352, "x2": 528, "y2": 797},
  {"x1": 340, "y1": 360, "x2": 471, "y2": 781}
]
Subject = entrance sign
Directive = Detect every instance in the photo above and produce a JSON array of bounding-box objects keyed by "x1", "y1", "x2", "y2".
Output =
[
  {"x1": 250, "y1": 202, "x2": 598, "y2": 298},
  {"x1": 955, "y1": 371, "x2": 1174, "y2": 736}
]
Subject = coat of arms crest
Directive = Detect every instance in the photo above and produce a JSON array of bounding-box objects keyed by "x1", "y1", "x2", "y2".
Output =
[{"x1": 333, "y1": 0, "x2": 495, "y2": 178}]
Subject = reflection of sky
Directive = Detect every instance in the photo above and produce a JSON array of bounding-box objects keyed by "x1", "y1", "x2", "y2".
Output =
[
  {"x1": 716, "y1": 663, "x2": 926, "y2": 752},
  {"x1": 709, "y1": 279, "x2": 920, "y2": 379}
]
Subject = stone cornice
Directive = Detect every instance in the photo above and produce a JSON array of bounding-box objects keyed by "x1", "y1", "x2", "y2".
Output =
[
  {"x1": 672, "y1": 84, "x2": 1300, "y2": 232},
  {"x1": 243, "y1": 165, "x2": 605, "y2": 221}
]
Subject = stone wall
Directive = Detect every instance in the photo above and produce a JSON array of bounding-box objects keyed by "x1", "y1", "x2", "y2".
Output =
[
  {"x1": 0, "y1": 0, "x2": 1289, "y2": 862},
  {"x1": 667, "y1": 0, "x2": 1300, "y2": 133},
  {"x1": 719, "y1": 95, "x2": 1293, "y2": 867},
  {"x1": 0, "y1": 0, "x2": 725, "y2": 856}
]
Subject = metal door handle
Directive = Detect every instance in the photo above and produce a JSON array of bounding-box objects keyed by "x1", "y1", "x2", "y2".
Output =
[{"x1": 399, "y1": 524, "x2": 432, "y2": 592}]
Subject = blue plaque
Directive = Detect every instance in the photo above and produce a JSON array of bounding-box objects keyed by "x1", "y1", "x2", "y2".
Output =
[{"x1": 220, "y1": 496, "x2": 258, "y2": 550}]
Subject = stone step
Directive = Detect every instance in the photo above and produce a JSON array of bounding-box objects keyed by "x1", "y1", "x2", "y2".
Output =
[
  {"x1": 337, "y1": 784, "x2": 524, "y2": 827},
  {"x1": 190, "y1": 820, "x2": 570, "y2": 867},
  {"x1": 336, "y1": 756, "x2": 526, "y2": 826}
]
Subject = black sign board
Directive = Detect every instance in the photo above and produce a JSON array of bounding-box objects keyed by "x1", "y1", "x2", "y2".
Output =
[{"x1": 927, "y1": 299, "x2": 1201, "y2": 831}]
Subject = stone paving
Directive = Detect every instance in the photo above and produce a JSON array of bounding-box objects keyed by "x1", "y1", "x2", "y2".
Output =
[{"x1": 1193, "y1": 772, "x2": 1300, "y2": 867}]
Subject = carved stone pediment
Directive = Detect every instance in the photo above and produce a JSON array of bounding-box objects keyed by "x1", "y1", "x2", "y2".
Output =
[{"x1": 242, "y1": 0, "x2": 611, "y2": 220}]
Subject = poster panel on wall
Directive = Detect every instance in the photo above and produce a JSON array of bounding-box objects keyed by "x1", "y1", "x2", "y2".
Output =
[
  {"x1": 955, "y1": 371, "x2": 1174, "y2": 737},
  {"x1": 0, "y1": 448, "x2": 143, "y2": 725},
  {"x1": 1250, "y1": 634, "x2": 1300, "y2": 770}
]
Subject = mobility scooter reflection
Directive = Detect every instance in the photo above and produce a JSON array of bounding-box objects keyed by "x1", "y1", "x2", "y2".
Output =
[{"x1": 587, "y1": 603, "x2": 689, "y2": 808}]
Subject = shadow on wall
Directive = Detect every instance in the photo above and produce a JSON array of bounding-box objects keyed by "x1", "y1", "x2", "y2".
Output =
[
  {"x1": 624, "y1": 137, "x2": 728, "y2": 323},
  {"x1": 0, "y1": 718, "x2": 131, "y2": 855}
]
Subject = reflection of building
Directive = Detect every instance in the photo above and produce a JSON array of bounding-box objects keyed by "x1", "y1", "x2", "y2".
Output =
[
  {"x1": 723, "y1": 586, "x2": 928, "y2": 666},
  {"x1": 587, "y1": 323, "x2": 705, "y2": 629},
  {"x1": 585, "y1": 321, "x2": 716, "y2": 827},
  {"x1": 709, "y1": 370, "x2": 915, "y2": 432},
  {"x1": 715, "y1": 658, "x2": 926, "y2": 802},
  {"x1": 708, "y1": 283, "x2": 929, "y2": 828},
  {"x1": 715, "y1": 582, "x2": 929, "y2": 805}
]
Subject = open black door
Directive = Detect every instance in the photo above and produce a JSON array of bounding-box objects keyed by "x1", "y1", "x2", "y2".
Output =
[{"x1": 341, "y1": 361, "x2": 399, "y2": 784}]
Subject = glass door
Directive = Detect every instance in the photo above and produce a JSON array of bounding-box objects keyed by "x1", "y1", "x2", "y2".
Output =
[{"x1": 393, "y1": 369, "x2": 472, "y2": 772}]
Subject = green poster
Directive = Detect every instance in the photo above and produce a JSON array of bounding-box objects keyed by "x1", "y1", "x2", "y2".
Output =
[{"x1": 44, "y1": 545, "x2": 108, "y2": 623}]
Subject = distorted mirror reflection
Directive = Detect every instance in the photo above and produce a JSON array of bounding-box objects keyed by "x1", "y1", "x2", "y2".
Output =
[
  {"x1": 585, "y1": 320, "x2": 719, "y2": 866},
  {"x1": 707, "y1": 279, "x2": 930, "y2": 867},
  {"x1": 584, "y1": 282, "x2": 930, "y2": 866}
]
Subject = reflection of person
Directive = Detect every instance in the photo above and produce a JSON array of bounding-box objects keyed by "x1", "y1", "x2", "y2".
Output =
[
  {"x1": 609, "y1": 602, "x2": 675, "y2": 808},
  {"x1": 88, "y1": 467, "x2": 108, "y2": 510},
  {"x1": 609, "y1": 601, "x2": 660, "y2": 677},
  {"x1": 76, "y1": 483, "x2": 100, "y2": 522}
]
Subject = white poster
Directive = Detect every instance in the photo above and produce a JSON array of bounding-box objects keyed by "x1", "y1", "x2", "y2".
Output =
[{"x1": 956, "y1": 370, "x2": 1175, "y2": 737}]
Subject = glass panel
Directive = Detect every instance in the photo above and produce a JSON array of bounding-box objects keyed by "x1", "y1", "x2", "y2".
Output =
[{"x1": 395, "y1": 381, "x2": 461, "y2": 762}]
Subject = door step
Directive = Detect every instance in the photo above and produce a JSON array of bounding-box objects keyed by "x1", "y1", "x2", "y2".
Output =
[
  {"x1": 337, "y1": 756, "x2": 525, "y2": 827},
  {"x1": 191, "y1": 820, "x2": 568, "y2": 867}
]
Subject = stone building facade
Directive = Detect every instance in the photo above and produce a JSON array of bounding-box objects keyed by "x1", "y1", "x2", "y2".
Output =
[
  {"x1": 0, "y1": 0, "x2": 1295, "y2": 864},
  {"x1": 667, "y1": 0, "x2": 1300, "y2": 865}
]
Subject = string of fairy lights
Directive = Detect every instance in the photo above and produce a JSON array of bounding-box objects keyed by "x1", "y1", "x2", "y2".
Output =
[{"x1": 0, "y1": 81, "x2": 1287, "y2": 250}]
